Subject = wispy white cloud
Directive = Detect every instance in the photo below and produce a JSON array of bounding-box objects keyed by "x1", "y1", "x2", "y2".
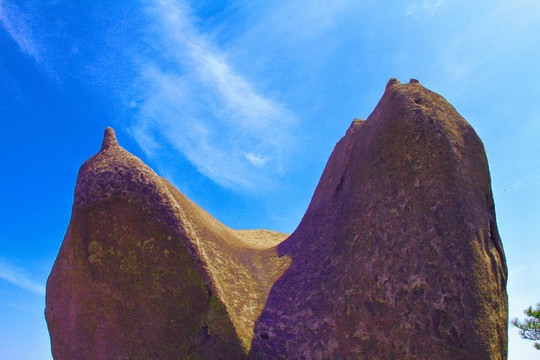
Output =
[
  {"x1": 130, "y1": 0, "x2": 296, "y2": 190},
  {"x1": 0, "y1": 1, "x2": 58, "y2": 82},
  {"x1": 246, "y1": 153, "x2": 271, "y2": 167},
  {"x1": 0, "y1": 259, "x2": 45, "y2": 296},
  {"x1": 0, "y1": 2, "x2": 40, "y2": 60}
]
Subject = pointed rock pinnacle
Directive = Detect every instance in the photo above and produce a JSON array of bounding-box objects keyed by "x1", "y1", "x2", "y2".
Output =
[{"x1": 101, "y1": 127, "x2": 118, "y2": 151}]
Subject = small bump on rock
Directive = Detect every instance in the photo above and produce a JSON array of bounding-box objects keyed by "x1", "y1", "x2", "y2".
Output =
[
  {"x1": 386, "y1": 78, "x2": 401, "y2": 89},
  {"x1": 409, "y1": 78, "x2": 420, "y2": 84},
  {"x1": 101, "y1": 127, "x2": 119, "y2": 151}
]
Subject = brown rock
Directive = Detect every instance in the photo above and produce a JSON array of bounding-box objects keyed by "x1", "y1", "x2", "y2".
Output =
[
  {"x1": 46, "y1": 79, "x2": 507, "y2": 359},
  {"x1": 250, "y1": 78, "x2": 507, "y2": 359},
  {"x1": 46, "y1": 127, "x2": 289, "y2": 359}
]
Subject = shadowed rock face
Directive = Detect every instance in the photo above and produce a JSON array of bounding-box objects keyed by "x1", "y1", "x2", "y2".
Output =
[
  {"x1": 46, "y1": 79, "x2": 507, "y2": 359},
  {"x1": 250, "y1": 78, "x2": 507, "y2": 359}
]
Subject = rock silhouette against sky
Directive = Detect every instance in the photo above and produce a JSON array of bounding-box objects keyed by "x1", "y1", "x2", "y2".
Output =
[{"x1": 46, "y1": 79, "x2": 507, "y2": 359}]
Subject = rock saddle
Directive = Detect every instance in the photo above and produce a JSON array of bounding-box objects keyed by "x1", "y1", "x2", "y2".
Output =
[{"x1": 46, "y1": 79, "x2": 507, "y2": 359}]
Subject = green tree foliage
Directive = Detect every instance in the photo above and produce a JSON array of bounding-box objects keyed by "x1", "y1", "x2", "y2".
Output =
[{"x1": 511, "y1": 303, "x2": 540, "y2": 350}]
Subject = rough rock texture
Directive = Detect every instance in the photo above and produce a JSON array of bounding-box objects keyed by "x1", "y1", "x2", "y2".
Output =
[
  {"x1": 46, "y1": 128, "x2": 289, "y2": 359},
  {"x1": 46, "y1": 79, "x2": 507, "y2": 359},
  {"x1": 249, "y1": 78, "x2": 507, "y2": 359}
]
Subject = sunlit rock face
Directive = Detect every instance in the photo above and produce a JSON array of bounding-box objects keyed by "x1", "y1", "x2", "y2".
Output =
[
  {"x1": 45, "y1": 128, "x2": 289, "y2": 359},
  {"x1": 46, "y1": 79, "x2": 507, "y2": 360}
]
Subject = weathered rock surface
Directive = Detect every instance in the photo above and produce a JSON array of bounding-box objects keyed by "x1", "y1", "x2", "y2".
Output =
[
  {"x1": 46, "y1": 128, "x2": 289, "y2": 359},
  {"x1": 249, "y1": 78, "x2": 507, "y2": 359},
  {"x1": 46, "y1": 79, "x2": 507, "y2": 359}
]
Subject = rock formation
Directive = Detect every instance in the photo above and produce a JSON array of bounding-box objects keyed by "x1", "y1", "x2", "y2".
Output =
[
  {"x1": 46, "y1": 128, "x2": 290, "y2": 359},
  {"x1": 249, "y1": 78, "x2": 508, "y2": 359},
  {"x1": 46, "y1": 79, "x2": 507, "y2": 359}
]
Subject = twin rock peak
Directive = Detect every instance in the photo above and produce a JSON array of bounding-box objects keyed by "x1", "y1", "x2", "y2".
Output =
[{"x1": 46, "y1": 79, "x2": 508, "y2": 359}]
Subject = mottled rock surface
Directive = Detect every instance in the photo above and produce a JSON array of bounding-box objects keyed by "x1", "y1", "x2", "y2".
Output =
[
  {"x1": 46, "y1": 79, "x2": 507, "y2": 360},
  {"x1": 46, "y1": 128, "x2": 289, "y2": 359},
  {"x1": 250, "y1": 78, "x2": 507, "y2": 359}
]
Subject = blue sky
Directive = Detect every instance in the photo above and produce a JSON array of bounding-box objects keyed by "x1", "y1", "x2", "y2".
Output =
[{"x1": 1, "y1": 0, "x2": 539, "y2": 358}]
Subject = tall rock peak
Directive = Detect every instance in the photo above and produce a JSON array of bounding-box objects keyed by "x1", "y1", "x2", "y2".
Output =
[
  {"x1": 251, "y1": 78, "x2": 507, "y2": 359},
  {"x1": 46, "y1": 79, "x2": 507, "y2": 360}
]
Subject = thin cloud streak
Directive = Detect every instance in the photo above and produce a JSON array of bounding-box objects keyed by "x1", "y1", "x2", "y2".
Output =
[
  {"x1": 131, "y1": 0, "x2": 296, "y2": 190},
  {"x1": 0, "y1": 1, "x2": 59, "y2": 83},
  {"x1": 0, "y1": 2, "x2": 40, "y2": 60},
  {"x1": 0, "y1": 260, "x2": 45, "y2": 296}
]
